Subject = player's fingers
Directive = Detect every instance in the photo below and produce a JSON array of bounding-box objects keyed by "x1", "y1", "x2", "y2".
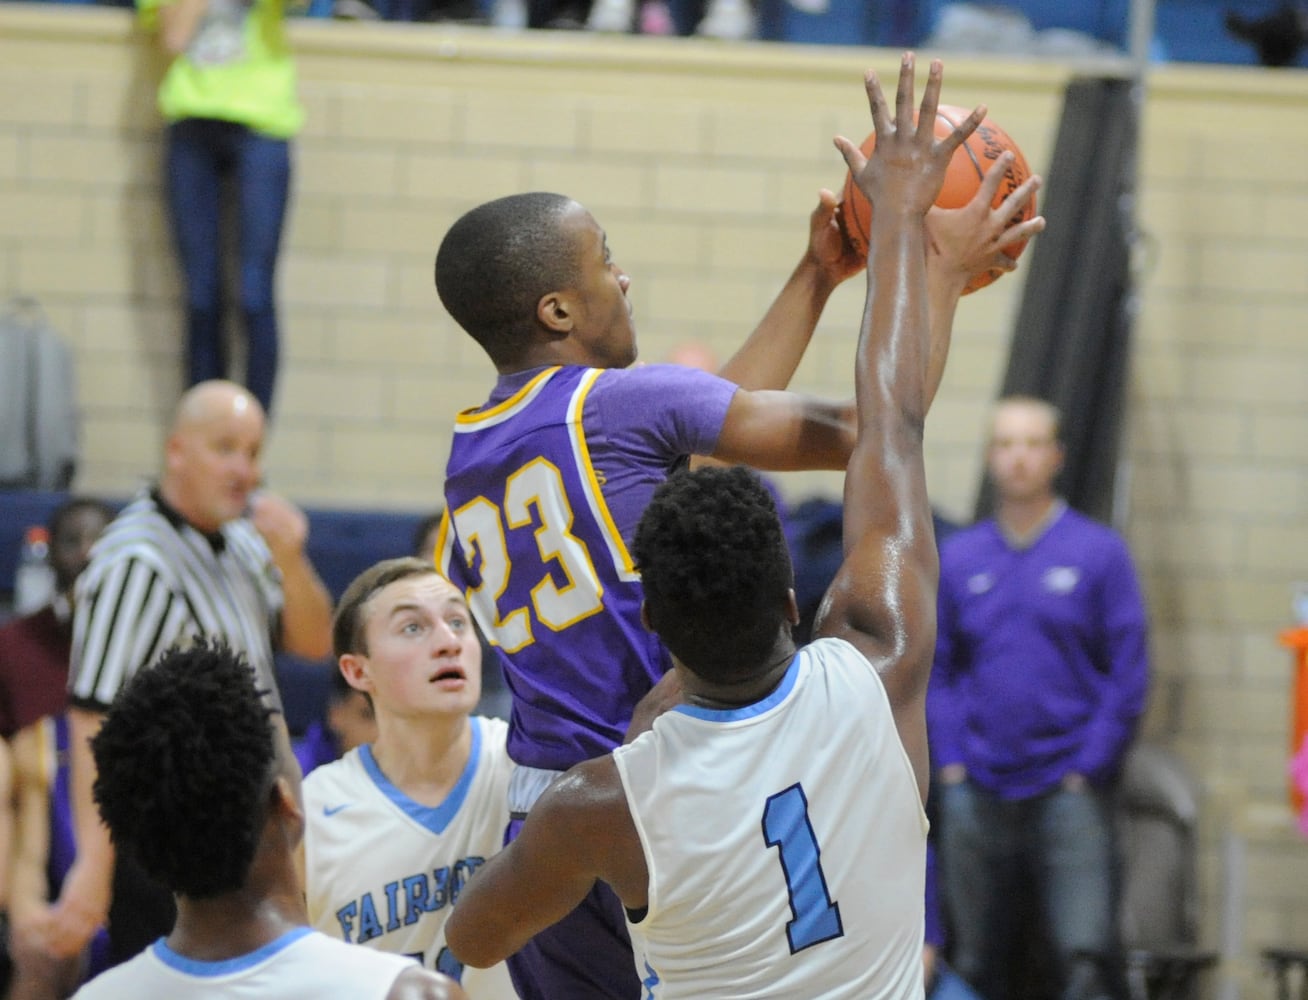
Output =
[
  {"x1": 862, "y1": 70, "x2": 891, "y2": 141},
  {"x1": 834, "y1": 135, "x2": 868, "y2": 175},
  {"x1": 993, "y1": 215, "x2": 1046, "y2": 252},
  {"x1": 994, "y1": 173, "x2": 1041, "y2": 221},
  {"x1": 936, "y1": 103, "x2": 985, "y2": 158},
  {"x1": 893, "y1": 52, "x2": 916, "y2": 136},
  {"x1": 972, "y1": 150, "x2": 1015, "y2": 207},
  {"x1": 916, "y1": 57, "x2": 943, "y2": 138}
]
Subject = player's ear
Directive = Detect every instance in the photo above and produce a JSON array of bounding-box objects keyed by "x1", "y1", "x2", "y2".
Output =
[
  {"x1": 537, "y1": 290, "x2": 575, "y2": 334},
  {"x1": 784, "y1": 589, "x2": 800, "y2": 627},
  {"x1": 338, "y1": 655, "x2": 373, "y2": 695},
  {"x1": 639, "y1": 600, "x2": 655, "y2": 633}
]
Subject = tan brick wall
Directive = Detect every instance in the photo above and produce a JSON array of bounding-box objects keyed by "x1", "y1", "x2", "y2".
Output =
[{"x1": 3, "y1": 6, "x2": 1307, "y2": 993}]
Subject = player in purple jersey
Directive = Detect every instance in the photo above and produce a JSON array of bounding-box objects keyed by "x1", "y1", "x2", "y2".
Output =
[{"x1": 433, "y1": 89, "x2": 1044, "y2": 1000}]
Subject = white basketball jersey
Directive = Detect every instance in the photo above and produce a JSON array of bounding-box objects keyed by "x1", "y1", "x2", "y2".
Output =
[
  {"x1": 613, "y1": 637, "x2": 929, "y2": 999},
  {"x1": 303, "y1": 716, "x2": 516, "y2": 1000},
  {"x1": 72, "y1": 927, "x2": 416, "y2": 999}
]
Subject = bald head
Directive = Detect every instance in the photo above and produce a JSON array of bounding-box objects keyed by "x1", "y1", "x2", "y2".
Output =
[
  {"x1": 171, "y1": 381, "x2": 264, "y2": 436},
  {"x1": 162, "y1": 381, "x2": 266, "y2": 533}
]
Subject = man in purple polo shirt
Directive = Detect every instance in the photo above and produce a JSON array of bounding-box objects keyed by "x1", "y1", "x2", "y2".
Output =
[
  {"x1": 928, "y1": 395, "x2": 1150, "y2": 1000},
  {"x1": 433, "y1": 161, "x2": 1044, "y2": 996}
]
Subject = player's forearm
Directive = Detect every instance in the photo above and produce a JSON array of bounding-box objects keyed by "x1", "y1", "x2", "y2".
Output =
[
  {"x1": 718, "y1": 256, "x2": 838, "y2": 392},
  {"x1": 924, "y1": 264, "x2": 963, "y2": 413}
]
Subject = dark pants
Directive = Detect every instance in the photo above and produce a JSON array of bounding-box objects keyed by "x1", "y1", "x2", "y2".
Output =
[
  {"x1": 165, "y1": 118, "x2": 291, "y2": 415},
  {"x1": 938, "y1": 779, "x2": 1128, "y2": 1000},
  {"x1": 503, "y1": 817, "x2": 642, "y2": 1000}
]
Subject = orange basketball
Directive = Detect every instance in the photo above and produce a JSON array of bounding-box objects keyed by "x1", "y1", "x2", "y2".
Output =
[{"x1": 839, "y1": 105, "x2": 1036, "y2": 295}]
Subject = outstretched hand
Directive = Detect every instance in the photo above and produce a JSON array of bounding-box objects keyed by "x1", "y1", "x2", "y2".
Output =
[
  {"x1": 834, "y1": 54, "x2": 984, "y2": 224},
  {"x1": 925, "y1": 154, "x2": 1046, "y2": 292}
]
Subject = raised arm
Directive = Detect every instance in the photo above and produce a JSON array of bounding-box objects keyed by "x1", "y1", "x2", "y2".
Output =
[
  {"x1": 812, "y1": 55, "x2": 980, "y2": 802},
  {"x1": 707, "y1": 151, "x2": 1043, "y2": 475}
]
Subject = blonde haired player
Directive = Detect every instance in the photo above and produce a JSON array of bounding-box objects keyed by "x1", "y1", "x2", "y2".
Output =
[{"x1": 301, "y1": 558, "x2": 516, "y2": 999}]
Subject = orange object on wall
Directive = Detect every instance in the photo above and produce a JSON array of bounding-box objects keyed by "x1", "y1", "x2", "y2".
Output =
[{"x1": 1280, "y1": 626, "x2": 1308, "y2": 815}]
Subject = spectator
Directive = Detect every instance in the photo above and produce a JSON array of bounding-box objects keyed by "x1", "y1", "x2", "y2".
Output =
[
  {"x1": 445, "y1": 57, "x2": 970, "y2": 993},
  {"x1": 433, "y1": 93, "x2": 1042, "y2": 999},
  {"x1": 301, "y1": 558, "x2": 516, "y2": 997},
  {"x1": 292, "y1": 664, "x2": 377, "y2": 776},
  {"x1": 70, "y1": 638, "x2": 466, "y2": 1000},
  {"x1": 138, "y1": 0, "x2": 304, "y2": 414},
  {"x1": 0, "y1": 499, "x2": 114, "y2": 741},
  {"x1": 929, "y1": 394, "x2": 1149, "y2": 1000},
  {"x1": 50, "y1": 380, "x2": 332, "y2": 969}
]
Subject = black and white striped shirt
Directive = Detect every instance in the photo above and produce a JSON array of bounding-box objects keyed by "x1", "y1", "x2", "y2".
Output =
[{"x1": 68, "y1": 489, "x2": 285, "y2": 712}]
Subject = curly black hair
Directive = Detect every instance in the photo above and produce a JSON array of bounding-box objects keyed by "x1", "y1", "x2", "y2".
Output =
[
  {"x1": 91, "y1": 637, "x2": 278, "y2": 900},
  {"x1": 434, "y1": 192, "x2": 582, "y2": 369},
  {"x1": 632, "y1": 466, "x2": 793, "y2": 683}
]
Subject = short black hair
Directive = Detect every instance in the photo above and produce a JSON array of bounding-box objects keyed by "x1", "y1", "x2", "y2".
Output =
[
  {"x1": 434, "y1": 192, "x2": 582, "y2": 367},
  {"x1": 91, "y1": 638, "x2": 278, "y2": 899},
  {"x1": 632, "y1": 466, "x2": 793, "y2": 682}
]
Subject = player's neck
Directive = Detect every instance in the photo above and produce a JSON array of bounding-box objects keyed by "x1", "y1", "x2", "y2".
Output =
[
  {"x1": 168, "y1": 869, "x2": 307, "y2": 961},
  {"x1": 681, "y1": 638, "x2": 797, "y2": 710},
  {"x1": 369, "y1": 714, "x2": 473, "y2": 806}
]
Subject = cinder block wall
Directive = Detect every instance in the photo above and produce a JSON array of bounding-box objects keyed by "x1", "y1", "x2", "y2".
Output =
[{"x1": 3, "y1": 6, "x2": 1307, "y2": 993}]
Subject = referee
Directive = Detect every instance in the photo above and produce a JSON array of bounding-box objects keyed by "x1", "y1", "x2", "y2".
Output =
[{"x1": 46, "y1": 380, "x2": 334, "y2": 967}]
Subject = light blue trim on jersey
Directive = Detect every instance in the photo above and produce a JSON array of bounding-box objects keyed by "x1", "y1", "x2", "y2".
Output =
[
  {"x1": 151, "y1": 926, "x2": 313, "y2": 977},
  {"x1": 671, "y1": 651, "x2": 802, "y2": 723},
  {"x1": 360, "y1": 717, "x2": 483, "y2": 835}
]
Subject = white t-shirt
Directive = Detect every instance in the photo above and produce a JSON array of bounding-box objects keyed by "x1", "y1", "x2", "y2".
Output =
[{"x1": 73, "y1": 927, "x2": 416, "y2": 999}]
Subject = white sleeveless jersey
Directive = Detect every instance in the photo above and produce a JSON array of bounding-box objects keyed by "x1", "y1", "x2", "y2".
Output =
[
  {"x1": 72, "y1": 927, "x2": 416, "y2": 999},
  {"x1": 303, "y1": 716, "x2": 516, "y2": 1000},
  {"x1": 613, "y1": 637, "x2": 929, "y2": 999}
]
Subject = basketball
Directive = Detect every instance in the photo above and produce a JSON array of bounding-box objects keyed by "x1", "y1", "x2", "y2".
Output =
[{"x1": 839, "y1": 105, "x2": 1036, "y2": 295}]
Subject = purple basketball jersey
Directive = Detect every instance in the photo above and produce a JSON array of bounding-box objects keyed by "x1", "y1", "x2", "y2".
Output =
[{"x1": 440, "y1": 364, "x2": 734, "y2": 770}]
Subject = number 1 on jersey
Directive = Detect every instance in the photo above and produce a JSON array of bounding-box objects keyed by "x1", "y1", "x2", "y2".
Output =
[{"x1": 761, "y1": 783, "x2": 843, "y2": 954}]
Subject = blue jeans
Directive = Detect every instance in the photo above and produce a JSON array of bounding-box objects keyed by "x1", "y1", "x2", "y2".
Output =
[
  {"x1": 937, "y1": 779, "x2": 1125, "y2": 1000},
  {"x1": 165, "y1": 118, "x2": 291, "y2": 414}
]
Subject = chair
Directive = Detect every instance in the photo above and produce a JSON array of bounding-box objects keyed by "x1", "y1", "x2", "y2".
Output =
[{"x1": 1115, "y1": 742, "x2": 1219, "y2": 1000}]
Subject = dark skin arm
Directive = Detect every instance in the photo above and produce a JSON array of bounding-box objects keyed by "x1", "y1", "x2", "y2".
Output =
[
  {"x1": 812, "y1": 55, "x2": 977, "y2": 804},
  {"x1": 445, "y1": 757, "x2": 645, "y2": 969}
]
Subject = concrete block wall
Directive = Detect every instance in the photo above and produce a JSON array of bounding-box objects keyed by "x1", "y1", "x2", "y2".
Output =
[{"x1": 2, "y1": 6, "x2": 1307, "y2": 993}]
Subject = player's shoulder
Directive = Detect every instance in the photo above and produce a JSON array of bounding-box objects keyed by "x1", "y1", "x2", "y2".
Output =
[
  {"x1": 472, "y1": 715, "x2": 514, "y2": 772},
  {"x1": 301, "y1": 747, "x2": 364, "y2": 808}
]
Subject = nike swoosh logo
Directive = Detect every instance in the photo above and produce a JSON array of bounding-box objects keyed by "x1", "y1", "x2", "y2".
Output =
[{"x1": 323, "y1": 804, "x2": 352, "y2": 817}]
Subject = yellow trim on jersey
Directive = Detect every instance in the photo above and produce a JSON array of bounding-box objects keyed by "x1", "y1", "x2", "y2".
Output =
[
  {"x1": 454, "y1": 367, "x2": 561, "y2": 429},
  {"x1": 569, "y1": 368, "x2": 639, "y2": 580}
]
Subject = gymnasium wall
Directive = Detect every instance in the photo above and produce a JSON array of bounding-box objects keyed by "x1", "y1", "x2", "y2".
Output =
[{"x1": 2, "y1": 5, "x2": 1307, "y2": 992}]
